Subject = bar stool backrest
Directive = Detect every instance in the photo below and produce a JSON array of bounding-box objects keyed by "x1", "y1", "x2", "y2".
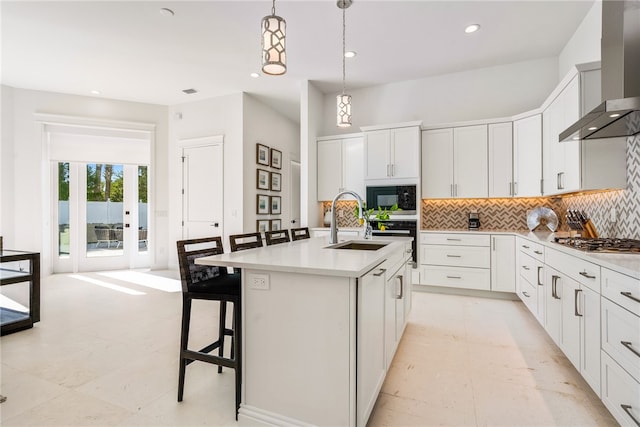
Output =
[
  {"x1": 290, "y1": 227, "x2": 311, "y2": 241},
  {"x1": 229, "y1": 232, "x2": 263, "y2": 252},
  {"x1": 265, "y1": 230, "x2": 291, "y2": 246},
  {"x1": 176, "y1": 236, "x2": 227, "y2": 293}
]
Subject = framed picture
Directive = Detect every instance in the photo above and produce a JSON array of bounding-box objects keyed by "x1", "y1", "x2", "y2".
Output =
[
  {"x1": 256, "y1": 219, "x2": 270, "y2": 233},
  {"x1": 257, "y1": 169, "x2": 270, "y2": 190},
  {"x1": 257, "y1": 143, "x2": 270, "y2": 166},
  {"x1": 270, "y1": 195, "x2": 281, "y2": 214},
  {"x1": 270, "y1": 219, "x2": 282, "y2": 231},
  {"x1": 270, "y1": 172, "x2": 282, "y2": 192},
  {"x1": 270, "y1": 148, "x2": 282, "y2": 169},
  {"x1": 257, "y1": 194, "x2": 270, "y2": 214}
]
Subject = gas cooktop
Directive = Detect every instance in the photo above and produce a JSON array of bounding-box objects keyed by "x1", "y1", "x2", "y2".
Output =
[{"x1": 554, "y1": 237, "x2": 640, "y2": 254}]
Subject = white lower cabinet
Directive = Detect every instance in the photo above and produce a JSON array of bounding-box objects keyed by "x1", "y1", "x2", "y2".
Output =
[
  {"x1": 490, "y1": 235, "x2": 516, "y2": 292},
  {"x1": 516, "y1": 237, "x2": 545, "y2": 324},
  {"x1": 545, "y1": 246, "x2": 601, "y2": 397},
  {"x1": 601, "y1": 351, "x2": 640, "y2": 427},
  {"x1": 384, "y1": 254, "x2": 412, "y2": 369},
  {"x1": 419, "y1": 232, "x2": 491, "y2": 291}
]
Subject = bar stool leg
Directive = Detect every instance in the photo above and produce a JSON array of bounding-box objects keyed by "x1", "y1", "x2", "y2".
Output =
[
  {"x1": 217, "y1": 301, "x2": 227, "y2": 374},
  {"x1": 178, "y1": 295, "x2": 192, "y2": 402}
]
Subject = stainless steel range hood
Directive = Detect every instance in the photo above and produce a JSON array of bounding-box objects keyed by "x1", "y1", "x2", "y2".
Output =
[{"x1": 560, "y1": 0, "x2": 640, "y2": 141}]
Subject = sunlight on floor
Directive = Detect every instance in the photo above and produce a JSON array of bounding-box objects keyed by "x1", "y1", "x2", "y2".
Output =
[
  {"x1": 69, "y1": 274, "x2": 146, "y2": 295},
  {"x1": 97, "y1": 270, "x2": 181, "y2": 293}
]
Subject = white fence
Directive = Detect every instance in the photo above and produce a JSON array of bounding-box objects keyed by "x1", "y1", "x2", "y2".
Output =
[{"x1": 58, "y1": 201, "x2": 148, "y2": 227}]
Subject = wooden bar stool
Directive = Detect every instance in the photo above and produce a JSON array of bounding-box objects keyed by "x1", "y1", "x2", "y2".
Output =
[
  {"x1": 265, "y1": 230, "x2": 290, "y2": 246},
  {"x1": 176, "y1": 236, "x2": 241, "y2": 417},
  {"x1": 290, "y1": 227, "x2": 311, "y2": 241},
  {"x1": 229, "y1": 232, "x2": 263, "y2": 252}
]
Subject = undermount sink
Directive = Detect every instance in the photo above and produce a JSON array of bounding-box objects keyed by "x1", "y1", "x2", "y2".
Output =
[{"x1": 326, "y1": 241, "x2": 389, "y2": 251}]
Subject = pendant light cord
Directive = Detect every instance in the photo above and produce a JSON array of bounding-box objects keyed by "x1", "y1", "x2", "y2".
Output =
[
  {"x1": 272, "y1": 0, "x2": 276, "y2": 16},
  {"x1": 342, "y1": 6, "x2": 346, "y2": 95}
]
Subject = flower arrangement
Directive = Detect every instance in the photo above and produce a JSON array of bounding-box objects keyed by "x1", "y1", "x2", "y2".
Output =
[{"x1": 353, "y1": 203, "x2": 401, "y2": 230}]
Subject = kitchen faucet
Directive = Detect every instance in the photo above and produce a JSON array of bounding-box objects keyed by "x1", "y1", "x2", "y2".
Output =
[{"x1": 330, "y1": 190, "x2": 364, "y2": 244}]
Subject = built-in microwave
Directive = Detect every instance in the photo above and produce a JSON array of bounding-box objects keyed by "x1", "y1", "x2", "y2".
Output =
[{"x1": 365, "y1": 185, "x2": 417, "y2": 214}]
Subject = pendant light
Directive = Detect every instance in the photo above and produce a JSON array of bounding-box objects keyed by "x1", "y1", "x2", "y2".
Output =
[
  {"x1": 261, "y1": 0, "x2": 286, "y2": 75},
  {"x1": 337, "y1": 0, "x2": 353, "y2": 127}
]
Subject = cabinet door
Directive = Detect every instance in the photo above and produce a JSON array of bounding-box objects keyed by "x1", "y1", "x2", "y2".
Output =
[
  {"x1": 454, "y1": 125, "x2": 488, "y2": 198},
  {"x1": 488, "y1": 122, "x2": 513, "y2": 198},
  {"x1": 513, "y1": 114, "x2": 542, "y2": 197},
  {"x1": 390, "y1": 127, "x2": 420, "y2": 179},
  {"x1": 560, "y1": 274, "x2": 581, "y2": 371},
  {"x1": 581, "y1": 284, "x2": 601, "y2": 396},
  {"x1": 317, "y1": 139, "x2": 343, "y2": 201},
  {"x1": 542, "y1": 101, "x2": 562, "y2": 195},
  {"x1": 561, "y1": 76, "x2": 581, "y2": 193},
  {"x1": 342, "y1": 137, "x2": 364, "y2": 198},
  {"x1": 364, "y1": 130, "x2": 391, "y2": 179},
  {"x1": 545, "y1": 266, "x2": 563, "y2": 346},
  {"x1": 421, "y1": 128, "x2": 454, "y2": 198},
  {"x1": 491, "y1": 235, "x2": 516, "y2": 292}
]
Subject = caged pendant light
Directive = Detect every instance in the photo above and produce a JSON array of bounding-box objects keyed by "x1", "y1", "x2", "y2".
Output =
[
  {"x1": 336, "y1": 0, "x2": 353, "y2": 127},
  {"x1": 261, "y1": 0, "x2": 286, "y2": 75}
]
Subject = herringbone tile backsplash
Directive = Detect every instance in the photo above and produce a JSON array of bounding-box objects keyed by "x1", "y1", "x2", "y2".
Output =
[{"x1": 326, "y1": 133, "x2": 640, "y2": 239}]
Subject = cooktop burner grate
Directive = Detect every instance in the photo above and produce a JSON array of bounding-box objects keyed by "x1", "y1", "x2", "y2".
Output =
[{"x1": 554, "y1": 237, "x2": 640, "y2": 253}]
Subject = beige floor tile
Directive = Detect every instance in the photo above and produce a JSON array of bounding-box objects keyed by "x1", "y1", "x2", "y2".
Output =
[{"x1": 369, "y1": 392, "x2": 476, "y2": 427}]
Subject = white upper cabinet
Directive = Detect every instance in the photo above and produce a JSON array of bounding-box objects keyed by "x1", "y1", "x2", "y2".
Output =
[
  {"x1": 364, "y1": 125, "x2": 420, "y2": 180},
  {"x1": 488, "y1": 122, "x2": 513, "y2": 198},
  {"x1": 542, "y1": 66, "x2": 626, "y2": 195},
  {"x1": 422, "y1": 125, "x2": 488, "y2": 198},
  {"x1": 513, "y1": 114, "x2": 543, "y2": 197},
  {"x1": 317, "y1": 135, "x2": 364, "y2": 201}
]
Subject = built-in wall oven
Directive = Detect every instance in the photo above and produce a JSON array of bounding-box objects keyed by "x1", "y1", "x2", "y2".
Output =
[{"x1": 369, "y1": 219, "x2": 417, "y2": 266}]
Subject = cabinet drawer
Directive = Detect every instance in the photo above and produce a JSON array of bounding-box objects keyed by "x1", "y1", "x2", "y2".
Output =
[
  {"x1": 421, "y1": 245, "x2": 490, "y2": 268},
  {"x1": 518, "y1": 275, "x2": 538, "y2": 314},
  {"x1": 602, "y1": 268, "x2": 640, "y2": 316},
  {"x1": 601, "y1": 351, "x2": 640, "y2": 427},
  {"x1": 545, "y1": 247, "x2": 600, "y2": 293},
  {"x1": 422, "y1": 266, "x2": 490, "y2": 291},
  {"x1": 602, "y1": 298, "x2": 640, "y2": 383},
  {"x1": 420, "y1": 233, "x2": 490, "y2": 247},
  {"x1": 517, "y1": 237, "x2": 545, "y2": 261},
  {"x1": 519, "y1": 252, "x2": 543, "y2": 287}
]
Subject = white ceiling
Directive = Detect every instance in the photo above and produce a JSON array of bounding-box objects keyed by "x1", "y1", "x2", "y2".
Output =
[{"x1": 1, "y1": 1, "x2": 595, "y2": 123}]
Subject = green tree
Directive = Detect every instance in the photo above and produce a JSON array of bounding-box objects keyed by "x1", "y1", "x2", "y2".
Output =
[
  {"x1": 138, "y1": 166, "x2": 148, "y2": 203},
  {"x1": 58, "y1": 162, "x2": 69, "y2": 201}
]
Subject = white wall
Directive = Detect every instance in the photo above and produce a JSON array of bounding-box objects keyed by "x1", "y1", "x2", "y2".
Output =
[
  {"x1": 0, "y1": 85, "x2": 168, "y2": 272},
  {"x1": 300, "y1": 81, "x2": 325, "y2": 228},
  {"x1": 242, "y1": 93, "x2": 299, "y2": 233},
  {"x1": 320, "y1": 56, "x2": 559, "y2": 136},
  {"x1": 1, "y1": 86, "x2": 15, "y2": 246},
  {"x1": 168, "y1": 94, "x2": 243, "y2": 267},
  {"x1": 559, "y1": 0, "x2": 602, "y2": 81}
]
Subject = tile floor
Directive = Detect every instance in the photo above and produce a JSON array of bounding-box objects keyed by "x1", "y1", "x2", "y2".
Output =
[{"x1": 1, "y1": 271, "x2": 617, "y2": 426}]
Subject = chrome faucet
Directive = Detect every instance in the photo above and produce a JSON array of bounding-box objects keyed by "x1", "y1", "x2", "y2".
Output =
[{"x1": 330, "y1": 190, "x2": 364, "y2": 244}]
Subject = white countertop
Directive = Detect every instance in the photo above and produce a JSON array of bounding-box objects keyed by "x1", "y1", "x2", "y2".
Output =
[
  {"x1": 420, "y1": 228, "x2": 640, "y2": 279},
  {"x1": 196, "y1": 236, "x2": 413, "y2": 278}
]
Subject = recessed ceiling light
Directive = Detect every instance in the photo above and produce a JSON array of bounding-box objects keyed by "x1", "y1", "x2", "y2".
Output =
[
  {"x1": 465, "y1": 24, "x2": 480, "y2": 33},
  {"x1": 588, "y1": 126, "x2": 598, "y2": 130},
  {"x1": 345, "y1": 51, "x2": 357, "y2": 58},
  {"x1": 609, "y1": 113, "x2": 621, "y2": 118},
  {"x1": 250, "y1": 72, "x2": 260, "y2": 78},
  {"x1": 90, "y1": 90, "x2": 101, "y2": 95},
  {"x1": 160, "y1": 8, "x2": 174, "y2": 17},
  {"x1": 182, "y1": 88, "x2": 198, "y2": 95}
]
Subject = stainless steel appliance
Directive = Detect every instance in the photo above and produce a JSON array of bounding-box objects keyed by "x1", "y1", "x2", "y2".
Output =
[
  {"x1": 468, "y1": 212, "x2": 480, "y2": 230},
  {"x1": 369, "y1": 219, "x2": 417, "y2": 265},
  {"x1": 554, "y1": 237, "x2": 640, "y2": 254},
  {"x1": 365, "y1": 185, "x2": 417, "y2": 214}
]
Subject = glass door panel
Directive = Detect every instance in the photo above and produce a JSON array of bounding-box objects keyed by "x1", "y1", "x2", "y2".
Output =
[
  {"x1": 137, "y1": 166, "x2": 148, "y2": 254},
  {"x1": 86, "y1": 164, "x2": 124, "y2": 258},
  {"x1": 58, "y1": 162, "x2": 70, "y2": 258}
]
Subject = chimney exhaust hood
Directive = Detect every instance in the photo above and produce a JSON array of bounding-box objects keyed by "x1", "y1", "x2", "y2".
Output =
[{"x1": 560, "y1": 0, "x2": 640, "y2": 142}]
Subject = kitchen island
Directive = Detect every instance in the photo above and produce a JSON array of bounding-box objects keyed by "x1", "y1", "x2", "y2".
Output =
[{"x1": 196, "y1": 236, "x2": 413, "y2": 427}]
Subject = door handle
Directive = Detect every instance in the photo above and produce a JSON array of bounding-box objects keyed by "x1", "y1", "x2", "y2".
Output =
[
  {"x1": 552, "y1": 275, "x2": 561, "y2": 299},
  {"x1": 621, "y1": 341, "x2": 640, "y2": 359},
  {"x1": 125, "y1": 224, "x2": 130, "y2": 228},
  {"x1": 537, "y1": 266, "x2": 543, "y2": 286},
  {"x1": 621, "y1": 291, "x2": 640, "y2": 303},
  {"x1": 620, "y1": 404, "x2": 640, "y2": 427},
  {"x1": 373, "y1": 268, "x2": 386, "y2": 277},
  {"x1": 574, "y1": 289, "x2": 583, "y2": 317},
  {"x1": 579, "y1": 271, "x2": 596, "y2": 279},
  {"x1": 396, "y1": 276, "x2": 403, "y2": 299}
]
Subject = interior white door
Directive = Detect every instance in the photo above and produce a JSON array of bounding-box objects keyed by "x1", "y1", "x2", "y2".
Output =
[
  {"x1": 290, "y1": 160, "x2": 301, "y2": 228},
  {"x1": 182, "y1": 143, "x2": 224, "y2": 239}
]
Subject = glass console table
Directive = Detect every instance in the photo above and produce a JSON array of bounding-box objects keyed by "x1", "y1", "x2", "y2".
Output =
[{"x1": 0, "y1": 250, "x2": 40, "y2": 335}]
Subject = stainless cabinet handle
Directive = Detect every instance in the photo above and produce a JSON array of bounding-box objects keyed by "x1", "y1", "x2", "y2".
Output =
[
  {"x1": 579, "y1": 271, "x2": 596, "y2": 279},
  {"x1": 557, "y1": 172, "x2": 563, "y2": 190},
  {"x1": 373, "y1": 268, "x2": 386, "y2": 277},
  {"x1": 522, "y1": 265, "x2": 530, "y2": 270},
  {"x1": 621, "y1": 291, "x2": 640, "y2": 304},
  {"x1": 450, "y1": 184, "x2": 454, "y2": 197},
  {"x1": 446, "y1": 275, "x2": 461, "y2": 279},
  {"x1": 509, "y1": 182, "x2": 513, "y2": 196},
  {"x1": 446, "y1": 238, "x2": 461, "y2": 241},
  {"x1": 446, "y1": 254, "x2": 461, "y2": 258},
  {"x1": 621, "y1": 341, "x2": 640, "y2": 359},
  {"x1": 621, "y1": 404, "x2": 640, "y2": 427},
  {"x1": 574, "y1": 289, "x2": 583, "y2": 317},
  {"x1": 492, "y1": 237, "x2": 496, "y2": 251},
  {"x1": 537, "y1": 266, "x2": 543, "y2": 286},
  {"x1": 513, "y1": 182, "x2": 518, "y2": 195},
  {"x1": 522, "y1": 291, "x2": 530, "y2": 298},
  {"x1": 396, "y1": 276, "x2": 404, "y2": 299},
  {"x1": 552, "y1": 275, "x2": 561, "y2": 300},
  {"x1": 386, "y1": 164, "x2": 390, "y2": 177},
  {"x1": 391, "y1": 164, "x2": 395, "y2": 176},
  {"x1": 454, "y1": 184, "x2": 458, "y2": 197},
  {"x1": 522, "y1": 245, "x2": 530, "y2": 249},
  {"x1": 534, "y1": 250, "x2": 543, "y2": 255}
]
